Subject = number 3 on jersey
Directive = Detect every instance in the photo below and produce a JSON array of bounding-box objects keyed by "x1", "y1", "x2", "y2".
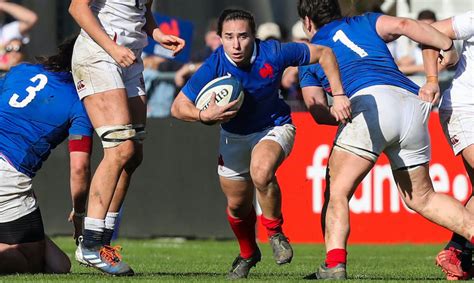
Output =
[
  {"x1": 9, "y1": 74, "x2": 48, "y2": 108},
  {"x1": 333, "y1": 30, "x2": 368, "y2": 58}
]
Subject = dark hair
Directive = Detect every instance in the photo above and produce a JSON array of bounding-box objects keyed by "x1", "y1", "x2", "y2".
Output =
[
  {"x1": 417, "y1": 10, "x2": 437, "y2": 21},
  {"x1": 36, "y1": 35, "x2": 78, "y2": 73},
  {"x1": 217, "y1": 9, "x2": 256, "y2": 36},
  {"x1": 297, "y1": 0, "x2": 342, "y2": 29}
]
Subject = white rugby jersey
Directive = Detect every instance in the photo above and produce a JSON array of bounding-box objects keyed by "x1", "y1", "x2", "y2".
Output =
[
  {"x1": 81, "y1": 0, "x2": 149, "y2": 50},
  {"x1": 440, "y1": 11, "x2": 474, "y2": 111}
]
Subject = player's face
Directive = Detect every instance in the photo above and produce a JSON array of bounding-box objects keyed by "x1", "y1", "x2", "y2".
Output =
[{"x1": 220, "y1": 20, "x2": 255, "y2": 66}]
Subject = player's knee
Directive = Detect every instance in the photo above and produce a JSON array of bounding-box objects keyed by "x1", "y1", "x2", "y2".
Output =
[
  {"x1": 250, "y1": 163, "x2": 274, "y2": 190},
  {"x1": 96, "y1": 124, "x2": 144, "y2": 149},
  {"x1": 402, "y1": 187, "x2": 434, "y2": 213},
  {"x1": 49, "y1": 258, "x2": 71, "y2": 274},
  {"x1": 227, "y1": 199, "x2": 253, "y2": 217}
]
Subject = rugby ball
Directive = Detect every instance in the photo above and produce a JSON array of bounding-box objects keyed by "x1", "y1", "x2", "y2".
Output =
[{"x1": 195, "y1": 74, "x2": 244, "y2": 111}]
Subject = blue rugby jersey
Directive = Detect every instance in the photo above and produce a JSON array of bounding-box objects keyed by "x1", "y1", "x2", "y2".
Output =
[
  {"x1": 182, "y1": 39, "x2": 310, "y2": 135},
  {"x1": 299, "y1": 13, "x2": 420, "y2": 97},
  {"x1": 0, "y1": 63, "x2": 93, "y2": 177}
]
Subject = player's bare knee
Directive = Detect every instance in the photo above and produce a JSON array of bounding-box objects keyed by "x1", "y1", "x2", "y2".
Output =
[
  {"x1": 250, "y1": 164, "x2": 274, "y2": 190},
  {"x1": 403, "y1": 186, "x2": 435, "y2": 213},
  {"x1": 47, "y1": 258, "x2": 71, "y2": 274}
]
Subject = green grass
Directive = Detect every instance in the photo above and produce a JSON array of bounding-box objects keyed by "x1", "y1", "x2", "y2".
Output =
[{"x1": 0, "y1": 237, "x2": 449, "y2": 282}]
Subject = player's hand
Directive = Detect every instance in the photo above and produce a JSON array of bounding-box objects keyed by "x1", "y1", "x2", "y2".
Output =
[
  {"x1": 439, "y1": 45, "x2": 459, "y2": 67},
  {"x1": 330, "y1": 95, "x2": 352, "y2": 124},
  {"x1": 68, "y1": 210, "x2": 84, "y2": 245},
  {"x1": 199, "y1": 93, "x2": 238, "y2": 124},
  {"x1": 153, "y1": 29, "x2": 186, "y2": 56},
  {"x1": 109, "y1": 45, "x2": 136, "y2": 68},
  {"x1": 419, "y1": 82, "x2": 441, "y2": 105}
]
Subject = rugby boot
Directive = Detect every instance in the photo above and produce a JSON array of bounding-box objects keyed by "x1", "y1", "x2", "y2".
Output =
[
  {"x1": 228, "y1": 248, "x2": 261, "y2": 279},
  {"x1": 436, "y1": 247, "x2": 469, "y2": 280},
  {"x1": 305, "y1": 263, "x2": 347, "y2": 280},
  {"x1": 269, "y1": 232, "x2": 293, "y2": 265},
  {"x1": 75, "y1": 236, "x2": 91, "y2": 266},
  {"x1": 76, "y1": 236, "x2": 134, "y2": 276}
]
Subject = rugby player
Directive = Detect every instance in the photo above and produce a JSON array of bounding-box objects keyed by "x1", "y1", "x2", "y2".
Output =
[
  {"x1": 171, "y1": 8, "x2": 348, "y2": 279},
  {"x1": 419, "y1": 11, "x2": 474, "y2": 280},
  {"x1": 297, "y1": 0, "x2": 472, "y2": 279},
  {"x1": 69, "y1": 0, "x2": 185, "y2": 275},
  {"x1": 0, "y1": 37, "x2": 93, "y2": 274}
]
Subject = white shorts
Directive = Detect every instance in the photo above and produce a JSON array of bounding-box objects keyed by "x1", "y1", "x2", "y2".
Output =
[
  {"x1": 439, "y1": 109, "x2": 474, "y2": 155},
  {"x1": 0, "y1": 156, "x2": 37, "y2": 223},
  {"x1": 218, "y1": 124, "x2": 296, "y2": 180},
  {"x1": 334, "y1": 85, "x2": 432, "y2": 170},
  {"x1": 71, "y1": 34, "x2": 146, "y2": 100}
]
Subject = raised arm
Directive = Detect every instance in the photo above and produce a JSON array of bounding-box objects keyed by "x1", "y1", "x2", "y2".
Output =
[{"x1": 0, "y1": 1, "x2": 37, "y2": 35}]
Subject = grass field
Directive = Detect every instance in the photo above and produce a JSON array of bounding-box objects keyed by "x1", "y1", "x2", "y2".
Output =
[{"x1": 0, "y1": 237, "x2": 450, "y2": 282}]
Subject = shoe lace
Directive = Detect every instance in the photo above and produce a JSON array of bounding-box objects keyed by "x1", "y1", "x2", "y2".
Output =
[{"x1": 100, "y1": 245, "x2": 123, "y2": 266}]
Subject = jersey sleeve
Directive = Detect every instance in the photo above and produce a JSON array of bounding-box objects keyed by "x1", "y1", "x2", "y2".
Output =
[
  {"x1": 298, "y1": 65, "x2": 323, "y2": 88},
  {"x1": 181, "y1": 60, "x2": 216, "y2": 103},
  {"x1": 69, "y1": 100, "x2": 93, "y2": 137},
  {"x1": 453, "y1": 11, "x2": 474, "y2": 40},
  {"x1": 365, "y1": 12, "x2": 384, "y2": 31},
  {"x1": 279, "y1": 42, "x2": 311, "y2": 67}
]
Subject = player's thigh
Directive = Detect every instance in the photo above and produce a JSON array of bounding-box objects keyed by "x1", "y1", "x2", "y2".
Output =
[
  {"x1": 327, "y1": 147, "x2": 373, "y2": 199},
  {"x1": 218, "y1": 130, "x2": 253, "y2": 180},
  {"x1": 0, "y1": 209, "x2": 47, "y2": 274},
  {"x1": 44, "y1": 237, "x2": 70, "y2": 274},
  {"x1": 82, "y1": 89, "x2": 131, "y2": 128},
  {"x1": 220, "y1": 176, "x2": 254, "y2": 210},
  {"x1": 392, "y1": 163, "x2": 432, "y2": 203},
  {"x1": 250, "y1": 124, "x2": 295, "y2": 178}
]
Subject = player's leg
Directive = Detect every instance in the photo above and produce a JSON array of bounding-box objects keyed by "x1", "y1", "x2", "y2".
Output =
[
  {"x1": 221, "y1": 177, "x2": 261, "y2": 279},
  {"x1": 103, "y1": 94, "x2": 147, "y2": 246},
  {"x1": 218, "y1": 129, "x2": 260, "y2": 279},
  {"x1": 321, "y1": 148, "x2": 373, "y2": 272},
  {"x1": 0, "y1": 208, "x2": 47, "y2": 274},
  {"x1": 250, "y1": 124, "x2": 295, "y2": 265},
  {"x1": 437, "y1": 146, "x2": 474, "y2": 279},
  {"x1": 389, "y1": 96, "x2": 474, "y2": 279},
  {"x1": 44, "y1": 237, "x2": 71, "y2": 274}
]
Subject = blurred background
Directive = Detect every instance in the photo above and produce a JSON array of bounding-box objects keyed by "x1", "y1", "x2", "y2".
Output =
[{"x1": 4, "y1": 0, "x2": 471, "y2": 243}]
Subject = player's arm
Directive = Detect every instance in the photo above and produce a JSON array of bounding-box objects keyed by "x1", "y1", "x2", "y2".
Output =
[
  {"x1": 143, "y1": 0, "x2": 185, "y2": 56},
  {"x1": 0, "y1": 1, "x2": 37, "y2": 35},
  {"x1": 67, "y1": 136, "x2": 92, "y2": 242},
  {"x1": 171, "y1": 91, "x2": 238, "y2": 124},
  {"x1": 375, "y1": 15, "x2": 458, "y2": 67},
  {"x1": 301, "y1": 86, "x2": 338, "y2": 126},
  {"x1": 305, "y1": 43, "x2": 351, "y2": 123},
  {"x1": 69, "y1": 0, "x2": 136, "y2": 68}
]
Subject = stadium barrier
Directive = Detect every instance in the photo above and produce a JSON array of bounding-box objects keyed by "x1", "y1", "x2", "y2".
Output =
[{"x1": 35, "y1": 112, "x2": 468, "y2": 243}]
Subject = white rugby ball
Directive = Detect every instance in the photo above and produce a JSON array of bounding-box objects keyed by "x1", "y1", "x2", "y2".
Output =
[{"x1": 195, "y1": 74, "x2": 244, "y2": 111}]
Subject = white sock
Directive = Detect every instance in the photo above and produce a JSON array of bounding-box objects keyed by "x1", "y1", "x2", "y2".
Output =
[
  {"x1": 84, "y1": 217, "x2": 105, "y2": 232},
  {"x1": 105, "y1": 212, "x2": 120, "y2": 230}
]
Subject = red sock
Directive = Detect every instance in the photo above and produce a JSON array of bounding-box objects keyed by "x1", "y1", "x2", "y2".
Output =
[
  {"x1": 260, "y1": 215, "x2": 283, "y2": 237},
  {"x1": 471, "y1": 237, "x2": 474, "y2": 245},
  {"x1": 227, "y1": 207, "x2": 257, "y2": 259},
  {"x1": 325, "y1": 249, "x2": 347, "y2": 268}
]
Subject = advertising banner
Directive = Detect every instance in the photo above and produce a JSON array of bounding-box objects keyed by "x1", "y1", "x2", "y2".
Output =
[{"x1": 258, "y1": 112, "x2": 470, "y2": 243}]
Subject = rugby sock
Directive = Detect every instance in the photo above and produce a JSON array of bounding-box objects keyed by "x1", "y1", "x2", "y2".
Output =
[
  {"x1": 227, "y1": 207, "x2": 257, "y2": 259},
  {"x1": 103, "y1": 212, "x2": 119, "y2": 246},
  {"x1": 260, "y1": 215, "x2": 283, "y2": 238},
  {"x1": 446, "y1": 233, "x2": 467, "y2": 251},
  {"x1": 83, "y1": 217, "x2": 105, "y2": 249},
  {"x1": 325, "y1": 249, "x2": 347, "y2": 268}
]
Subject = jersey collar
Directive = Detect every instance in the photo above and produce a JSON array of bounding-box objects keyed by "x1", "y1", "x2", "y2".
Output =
[{"x1": 224, "y1": 42, "x2": 257, "y2": 67}]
